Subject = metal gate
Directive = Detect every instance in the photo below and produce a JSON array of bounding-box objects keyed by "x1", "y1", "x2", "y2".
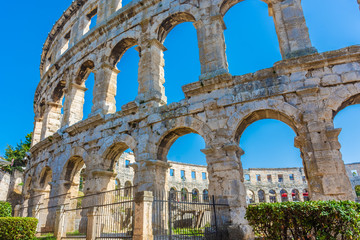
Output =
[{"x1": 153, "y1": 190, "x2": 229, "y2": 240}]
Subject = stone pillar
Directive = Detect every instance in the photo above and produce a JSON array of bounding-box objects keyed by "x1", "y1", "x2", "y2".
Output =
[
  {"x1": 201, "y1": 143, "x2": 254, "y2": 239},
  {"x1": 32, "y1": 117, "x2": 43, "y2": 146},
  {"x1": 14, "y1": 205, "x2": 20, "y2": 217},
  {"x1": 132, "y1": 160, "x2": 170, "y2": 193},
  {"x1": 62, "y1": 83, "x2": 87, "y2": 127},
  {"x1": 98, "y1": 0, "x2": 122, "y2": 23},
  {"x1": 133, "y1": 191, "x2": 154, "y2": 240},
  {"x1": 91, "y1": 64, "x2": 119, "y2": 115},
  {"x1": 295, "y1": 126, "x2": 354, "y2": 201},
  {"x1": 41, "y1": 102, "x2": 62, "y2": 139},
  {"x1": 264, "y1": 193, "x2": 270, "y2": 203},
  {"x1": 194, "y1": 15, "x2": 230, "y2": 80},
  {"x1": 136, "y1": 39, "x2": 167, "y2": 107},
  {"x1": 87, "y1": 207, "x2": 99, "y2": 240},
  {"x1": 276, "y1": 192, "x2": 282, "y2": 203},
  {"x1": 54, "y1": 205, "x2": 66, "y2": 240},
  {"x1": 78, "y1": 169, "x2": 115, "y2": 235},
  {"x1": 253, "y1": 192, "x2": 259, "y2": 203},
  {"x1": 299, "y1": 192, "x2": 304, "y2": 202},
  {"x1": 270, "y1": 0, "x2": 317, "y2": 59}
]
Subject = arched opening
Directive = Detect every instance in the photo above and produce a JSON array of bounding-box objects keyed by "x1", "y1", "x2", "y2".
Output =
[
  {"x1": 115, "y1": 179, "x2": 121, "y2": 190},
  {"x1": 334, "y1": 100, "x2": 360, "y2": 165},
  {"x1": 302, "y1": 0, "x2": 360, "y2": 52},
  {"x1": 70, "y1": 60, "x2": 95, "y2": 123},
  {"x1": 238, "y1": 110, "x2": 309, "y2": 204},
  {"x1": 109, "y1": 38, "x2": 139, "y2": 111},
  {"x1": 203, "y1": 189, "x2": 209, "y2": 202},
  {"x1": 223, "y1": 0, "x2": 281, "y2": 75},
  {"x1": 303, "y1": 189, "x2": 310, "y2": 201},
  {"x1": 247, "y1": 189, "x2": 255, "y2": 204},
  {"x1": 83, "y1": 72, "x2": 95, "y2": 119},
  {"x1": 170, "y1": 187, "x2": 178, "y2": 201},
  {"x1": 292, "y1": 189, "x2": 300, "y2": 202},
  {"x1": 181, "y1": 188, "x2": 188, "y2": 201},
  {"x1": 103, "y1": 141, "x2": 135, "y2": 195},
  {"x1": 258, "y1": 190, "x2": 265, "y2": 203},
  {"x1": 280, "y1": 189, "x2": 288, "y2": 202},
  {"x1": 192, "y1": 189, "x2": 199, "y2": 203},
  {"x1": 61, "y1": 156, "x2": 86, "y2": 234},
  {"x1": 38, "y1": 167, "x2": 54, "y2": 233},
  {"x1": 334, "y1": 95, "x2": 360, "y2": 202},
  {"x1": 51, "y1": 80, "x2": 66, "y2": 130},
  {"x1": 158, "y1": 129, "x2": 207, "y2": 195},
  {"x1": 159, "y1": 13, "x2": 200, "y2": 104},
  {"x1": 269, "y1": 189, "x2": 277, "y2": 203},
  {"x1": 39, "y1": 167, "x2": 52, "y2": 191}
]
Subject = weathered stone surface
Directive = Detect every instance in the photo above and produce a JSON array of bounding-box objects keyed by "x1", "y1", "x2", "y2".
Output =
[{"x1": 22, "y1": 0, "x2": 360, "y2": 238}]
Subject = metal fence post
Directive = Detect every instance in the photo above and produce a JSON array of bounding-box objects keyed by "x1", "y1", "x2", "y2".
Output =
[
  {"x1": 168, "y1": 192, "x2": 172, "y2": 240},
  {"x1": 133, "y1": 191, "x2": 154, "y2": 240}
]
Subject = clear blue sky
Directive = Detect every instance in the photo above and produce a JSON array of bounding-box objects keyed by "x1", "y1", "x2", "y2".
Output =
[{"x1": 1, "y1": 0, "x2": 360, "y2": 170}]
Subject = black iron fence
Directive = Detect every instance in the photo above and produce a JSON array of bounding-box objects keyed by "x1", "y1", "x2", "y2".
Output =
[
  {"x1": 19, "y1": 186, "x2": 135, "y2": 239},
  {"x1": 153, "y1": 190, "x2": 230, "y2": 240}
]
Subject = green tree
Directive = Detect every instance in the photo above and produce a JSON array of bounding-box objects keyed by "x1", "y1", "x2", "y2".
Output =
[
  {"x1": 355, "y1": 185, "x2": 360, "y2": 197},
  {"x1": 1, "y1": 133, "x2": 32, "y2": 173}
]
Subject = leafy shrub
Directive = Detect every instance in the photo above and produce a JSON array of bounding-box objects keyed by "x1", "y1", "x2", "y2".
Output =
[
  {"x1": 246, "y1": 201, "x2": 360, "y2": 240},
  {"x1": 0, "y1": 217, "x2": 38, "y2": 240},
  {"x1": 0, "y1": 201, "x2": 12, "y2": 217}
]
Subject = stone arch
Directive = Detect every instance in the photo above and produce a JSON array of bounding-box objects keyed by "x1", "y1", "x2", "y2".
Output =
[
  {"x1": 203, "y1": 189, "x2": 209, "y2": 202},
  {"x1": 192, "y1": 188, "x2": 199, "y2": 202},
  {"x1": 99, "y1": 133, "x2": 137, "y2": 169},
  {"x1": 303, "y1": 189, "x2": 310, "y2": 201},
  {"x1": 109, "y1": 38, "x2": 138, "y2": 67},
  {"x1": 115, "y1": 178, "x2": 121, "y2": 189},
  {"x1": 170, "y1": 187, "x2": 178, "y2": 200},
  {"x1": 61, "y1": 146, "x2": 88, "y2": 182},
  {"x1": 181, "y1": 188, "x2": 188, "y2": 201},
  {"x1": 331, "y1": 92, "x2": 360, "y2": 120},
  {"x1": 157, "y1": 12, "x2": 197, "y2": 43},
  {"x1": 258, "y1": 189, "x2": 265, "y2": 203},
  {"x1": 155, "y1": 116, "x2": 212, "y2": 161},
  {"x1": 23, "y1": 176, "x2": 32, "y2": 199},
  {"x1": 246, "y1": 189, "x2": 255, "y2": 204},
  {"x1": 39, "y1": 166, "x2": 53, "y2": 190},
  {"x1": 269, "y1": 189, "x2": 277, "y2": 203},
  {"x1": 52, "y1": 80, "x2": 66, "y2": 104},
  {"x1": 219, "y1": 0, "x2": 270, "y2": 16},
  {"x1": 292, "y1": 189, "x2": 300, "y2": 201},
  {"x1": 280, "y1": 189, "x2": 288, "y2": 202},
  {"x1": 231, "y1": 104, "x2": 302, "y2": 143},
  {"x1": 74, "y1": 60, "x2": 95, "y2": 85},
  {"x1": 38, "y1": 99, "x2": 46, "y2": 119}
]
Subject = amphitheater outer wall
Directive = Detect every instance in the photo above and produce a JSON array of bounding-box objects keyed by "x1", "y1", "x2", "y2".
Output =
[{"x1": 25, "y1": 0, "x2": 360, "y2": 238}]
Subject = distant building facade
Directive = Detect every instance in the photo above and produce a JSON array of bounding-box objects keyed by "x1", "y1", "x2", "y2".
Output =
[
  {"x1": 345, "y1": 162, "x2": 360, "y2": 200},
  {"x1": 114, "y1": 153, "x2": 310, "y2": 204}
]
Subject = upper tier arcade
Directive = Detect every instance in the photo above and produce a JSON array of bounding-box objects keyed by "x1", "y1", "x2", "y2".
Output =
[{"x1": 33, "y1": 0, "x2": 317, "y2": 145}]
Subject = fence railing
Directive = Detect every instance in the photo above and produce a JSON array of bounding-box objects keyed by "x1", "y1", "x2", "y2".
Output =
[
  {"x1": 19, "y1": 186, "x2": 135, "y2": 239},
  {"x1": 153, "y1": 190, "x2": 229, "y2": 240}
]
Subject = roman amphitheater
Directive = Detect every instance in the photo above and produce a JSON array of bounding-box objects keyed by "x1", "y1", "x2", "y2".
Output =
[{"x1": 20, "y1": 0, "x2": 360, "y2": 239}]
